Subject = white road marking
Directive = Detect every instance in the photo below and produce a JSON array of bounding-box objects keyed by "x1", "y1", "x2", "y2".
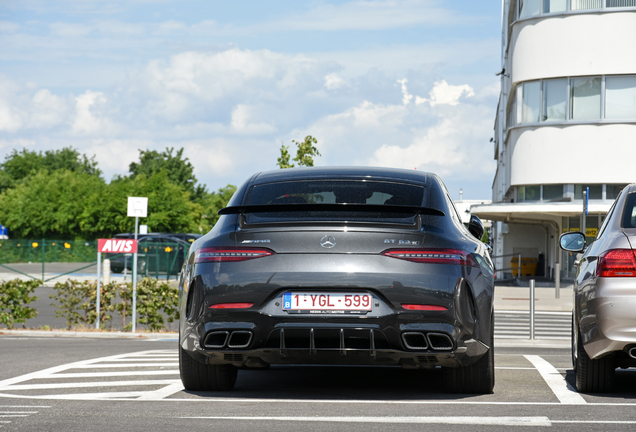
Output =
[
  {"x1": 0, "y1": 406, "x2": 50, "y2": 408},
  {"x1": 524, "y1": 355, "x2": 586, "y2": 405},
  {"x1": 180, "y1": 416, "x2": 552, "y2": 426},
  {"x1": 137, "y1": 382, "x2": 185, "y2": 400},
  {"x1": 5, "y1": 380, "x2": 180, "y2": 391},
  {"x1": 0, "y1": 415, "x2": 29, "y2": 418},
  {"x1": 72, "y1": 363, "x2": 178, "y2": 368},
  {"x1": 0, "y1": 350, "x2": 182, "y2": 401},
  {"x1": 49, "y1": 371, "x2": 179, "y2": 378},
  {"x1": 552, "y1": 420, "x2": 636, "y2": 424}
]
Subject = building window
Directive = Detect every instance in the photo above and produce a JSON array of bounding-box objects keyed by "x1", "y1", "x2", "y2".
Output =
[
  {"x1": 519, "y1": 185, "x2": 540, "y2": 201},
  {"x1": 542, "y1": 79, "x2": 567, "y2": 121},
  {"x1": 607, "y1": 184, "x2": 628, "y2": 199},
  {"x1": 524, "y1": 0, "x2": 543, "y2": 16},
  {"x1": 605, "y1": 76, "x2": 636, "y2": 119},
  {"x1": 544, "y1": 0, "x2": 568, "y2": 12},
  {"x1": 543, "y1": 184, "x2": 565, "y2": 201},
  {"x1": 516, "y1": 0, "x2": 636, "y2": 20},
  {"x1": 571, "y1": 0, "x2": 603, "y2": 9},
  {"x1": 522, "y1": 81, "x2": 541, "y2": 123},
  {"x1": 571, "y1": 77, "x2": 602, "y2": 120},
  {"x1": 575, "y1": 185, "x2": 603, "y2": 199},
  {"x1": 606, "y1": 0, "x2": 636, "y2": 7}
]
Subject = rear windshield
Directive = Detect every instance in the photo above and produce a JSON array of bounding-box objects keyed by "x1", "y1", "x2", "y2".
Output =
[
  {"x1": 244, "y1": 180, "x2": 425, "y2": 224},
  {"x1": 621, "y1": 192, "x2": 636, "y2": 228}
]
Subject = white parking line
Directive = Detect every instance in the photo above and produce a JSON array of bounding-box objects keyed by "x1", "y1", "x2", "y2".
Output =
[
  {"x1": 180, "y1": 416, "x2": 552, "y2": 426},
  {"x1": 524, "y1": 355, "x2": 586, "y2": 404},
  {"x1": 49, "y1": 371, "x2": 179, "y2": 378},
  {"x1": 4, "y1": 380, "x2": 180, "y2": 391}
]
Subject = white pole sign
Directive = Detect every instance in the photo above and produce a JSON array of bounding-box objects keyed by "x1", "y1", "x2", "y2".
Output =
[{"x1": 127, "y1": 197, "x2": 148, "y2": 333}]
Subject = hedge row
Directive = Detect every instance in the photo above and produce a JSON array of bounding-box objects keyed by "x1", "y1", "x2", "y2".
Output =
[{"x1": 0, "y1": 278, "x2": 179, "y2": 331}]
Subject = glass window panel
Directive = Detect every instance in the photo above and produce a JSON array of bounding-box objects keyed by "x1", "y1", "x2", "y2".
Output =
[
  {"x1": 516, "y1": 85, "x2": 523, "y2": 124},
  {"x1": 605, "y1": 76, "x2": 636, "y2": 119},
  {"x1": 522, "y1": 81, "x2": 541, "y2": 123},
  {"x1": 571, "y1": 77, "x2": 601, "y2": 120},
  {"x1": 524, "y1": 185, "x2": 540, "y2": 201},
  {"x1": 571, "y1": 0, "x2": 602, "y2": 9},
  {"x1": 575, "y1": 185, "x2": 603, "y2": 200},
  {"x1": 606, "y1": 0, "x2": 636, "y2": 7},
  {"x1": 607, "y1": 184, "x2": 627, "y2": 200},
  {"x1": 543, "y1": 185, "x2": 564, "y2": 201},
  {"x1": 544, "y1": 0, "x2": 567, "y2": 12},
  {"x1": 542, "y1": 79, "x2": 567, "y2": 121},
  {"x1": 518, "y1": 186, "x2": 525, "y2": 201},
  {"x1": 525, "y1": 0, "x2": 542, "y2": 16},
  {"x1": 519, "y1": 0, "x2": 524, "y2": 18}
]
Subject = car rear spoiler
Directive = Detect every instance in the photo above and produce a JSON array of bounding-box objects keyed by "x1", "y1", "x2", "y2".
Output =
[{"x1": 218, "y1": 203, "x2": 445, "y2": 217}]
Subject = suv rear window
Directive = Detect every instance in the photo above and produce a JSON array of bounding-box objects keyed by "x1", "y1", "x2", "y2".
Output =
[{"x1": 244, "y1": 180, "x2": 425, "y2": 224}]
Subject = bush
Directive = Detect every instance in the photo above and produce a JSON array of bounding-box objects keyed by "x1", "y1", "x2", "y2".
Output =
[
  {"x1": 50, "y1": 278, "x2": 179, "y2": 331},
  {"x1": 0, "y1": 279, "x2": 40, "y2": 328},
  {"x1": 50, "y1": 279, "x2": 114, "y2": 329}
]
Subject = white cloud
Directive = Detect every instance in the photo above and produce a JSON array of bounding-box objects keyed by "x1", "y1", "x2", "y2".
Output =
[
  {"x1": 324, "y1": 73, "x2": 345, "y2": 90},
  {"x1": 87, "y1": 139, "x2": 150, "y2": 174},
  {"x1": 414, "y1": 80, "x2": 475, "y2": 107},
  {"x1": 230, "y1": 105, "x2": 277, "y2": 134},
  {"x1": 72, "y1": 90, "x2": 114, "y2": 134},
  {"x1": 29, "y1": 89, "x2": 68, "y2": 128},
  {"x1": 397, "y1": 78, "x2": 413, "y2": 105}
]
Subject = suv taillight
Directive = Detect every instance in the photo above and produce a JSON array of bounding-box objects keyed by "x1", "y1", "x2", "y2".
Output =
[
  {"x1": 596, "y1": 249, "x2": 636, "y2": 277},
  {"x1": 194, "y1": 247, "x2": 275, "y2": 263},
  {"x1": 382, "y1": 248, "x2": 479, "y2": 267}
]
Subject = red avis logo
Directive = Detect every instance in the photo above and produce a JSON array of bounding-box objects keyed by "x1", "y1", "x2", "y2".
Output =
[{"x1": 97, "y1": 239, "x2": 138, "y2": 253}]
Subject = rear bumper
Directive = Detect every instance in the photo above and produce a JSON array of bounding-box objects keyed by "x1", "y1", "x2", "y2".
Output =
[
  {"x1": 181, "y1": 315, "x2": 490, "y2": 369},
  {"x1": 582, "y1": 278, "x2": 636, "y2": 359}
]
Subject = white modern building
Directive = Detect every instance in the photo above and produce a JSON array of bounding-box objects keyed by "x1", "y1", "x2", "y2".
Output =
[{"x1": 471, "y1": 0, "x2": 636, "y2": 280}]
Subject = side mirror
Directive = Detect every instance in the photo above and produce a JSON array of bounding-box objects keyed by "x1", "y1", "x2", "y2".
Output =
[
  {"x1": 559, "y1": 231, "x2": 586, "y2": 252},
  {"x1": 468, "y1": 215, "x2": 485, "y2": 240}
]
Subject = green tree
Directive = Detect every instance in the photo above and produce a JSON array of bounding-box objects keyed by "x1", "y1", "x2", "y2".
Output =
[
  {"x1": 0, "y1": 169, "x2": 106, "y2": 238},
  {"x1": 80, "y1": 171, "x2": 204, "y2": 236},
  {"x1": 129, "y1": 147, "x2": 206, "y2": 202},
  {"x1": 276, "y1": 135, "x2": 321, "y2": 169},
  {"x1": 200, "y1": 184, "x2": 237, "y2": 230},
  {"x1": 0, "y1": 147, "x2": 101, "y2": 193}
]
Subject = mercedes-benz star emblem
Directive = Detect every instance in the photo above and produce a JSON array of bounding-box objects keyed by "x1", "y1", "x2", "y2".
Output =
[{"x1": 320, "y1": 235, "x2": 336, "y2": 249}]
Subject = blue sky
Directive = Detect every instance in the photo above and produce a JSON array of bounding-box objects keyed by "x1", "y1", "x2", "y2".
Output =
[{"x1": 0, "y1": 0, "x2": 502, "y2": 199}]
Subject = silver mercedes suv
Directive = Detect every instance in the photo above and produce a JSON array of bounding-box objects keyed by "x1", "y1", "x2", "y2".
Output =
[{"x1": 560, "y1": 184, "x2": 636, "y2": 392}]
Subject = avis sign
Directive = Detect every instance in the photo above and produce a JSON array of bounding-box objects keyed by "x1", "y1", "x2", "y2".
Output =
[{"x1": 98, "y1": 239, "x2": 138, "y2": 253}]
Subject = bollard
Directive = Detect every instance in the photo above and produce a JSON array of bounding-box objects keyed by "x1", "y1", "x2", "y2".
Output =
[
  {"x1": 529, "y1": 279, "x2": 535, "y2": 340},
  {"x1": 555, "y1": 263, "x2": 560, "y2": 299},
  {"x1": 103, "y1": 259, "x2": 111, "y2": 285}
]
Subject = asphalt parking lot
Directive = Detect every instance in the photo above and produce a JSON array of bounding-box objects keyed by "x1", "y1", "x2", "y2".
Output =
[{"x1": 0, "y1": 336, "x2": 635, "y2": 431}]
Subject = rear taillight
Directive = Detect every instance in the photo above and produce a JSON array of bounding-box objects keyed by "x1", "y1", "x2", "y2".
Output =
[
  {"x1": 209, "y1": 303, "x2": 254, "y2": 309},
  {"x1": 194, "y1": 247, "x2": 275, "y2": 263},
  {"x1": 382, "y1": 248, "x2": 479, "y2": 267},
  {"x1": 402, "y1": 304, "x2": 447, "y2": 311},
  {"x1": 596, "y1": 249, "x2": 636, "y2": 277}
]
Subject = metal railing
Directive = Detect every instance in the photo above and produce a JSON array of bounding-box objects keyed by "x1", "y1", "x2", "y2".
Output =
[{"x1": 0, "y1": 239, "x2": 187, "y2": 282}]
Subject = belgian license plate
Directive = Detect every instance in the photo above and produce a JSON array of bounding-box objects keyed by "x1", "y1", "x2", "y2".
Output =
[{"x1": 283, "y1": 292, "x2": 373, "y2": 314}]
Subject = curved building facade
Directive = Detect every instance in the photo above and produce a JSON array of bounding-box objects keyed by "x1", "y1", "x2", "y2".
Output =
[{"x1": 472, "y1": 0, "x2": 636, "y2": 280}]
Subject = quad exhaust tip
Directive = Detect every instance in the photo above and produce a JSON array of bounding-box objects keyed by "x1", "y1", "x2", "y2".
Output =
[
  {"x1": 401, "y1": 332, "x2": 454, "y2": 351},
  {"x1": 628, "y1": 347, "x2": 636, "y2": 359},
  {"x1": 204, "y1": 330, "x2": 253, "y2": 349}
]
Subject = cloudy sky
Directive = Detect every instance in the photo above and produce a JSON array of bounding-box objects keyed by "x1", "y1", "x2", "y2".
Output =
[{"x1": 0, "y1": 0, "x2": 502, "y2": 199}]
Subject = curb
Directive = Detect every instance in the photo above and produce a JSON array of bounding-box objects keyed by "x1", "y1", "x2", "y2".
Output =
[
  {"x1": 0, "y1": 329, "x2": 178, "y2": 339},
  {"x1": 494, "y1": 337, "x2": 569, "y2": 349}
]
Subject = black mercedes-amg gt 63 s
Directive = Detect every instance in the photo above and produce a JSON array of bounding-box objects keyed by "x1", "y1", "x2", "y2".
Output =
[{"x1": 178, "y1": 167, "x2": 495, "y2": 393}]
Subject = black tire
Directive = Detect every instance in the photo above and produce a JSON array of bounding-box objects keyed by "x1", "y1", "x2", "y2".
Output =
[
  {"x1": 443, "y1": 346, "x2": 495, "y2": 394},
  {"x1": 443, "y1": 313, "x2": 495, "y2": 394},
  {"x1": 179, "y1": 345, "x2": 238, "y2": 391},
  {"x1": 574, "y1": 328, "x2": 615, "y2": 393}
]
